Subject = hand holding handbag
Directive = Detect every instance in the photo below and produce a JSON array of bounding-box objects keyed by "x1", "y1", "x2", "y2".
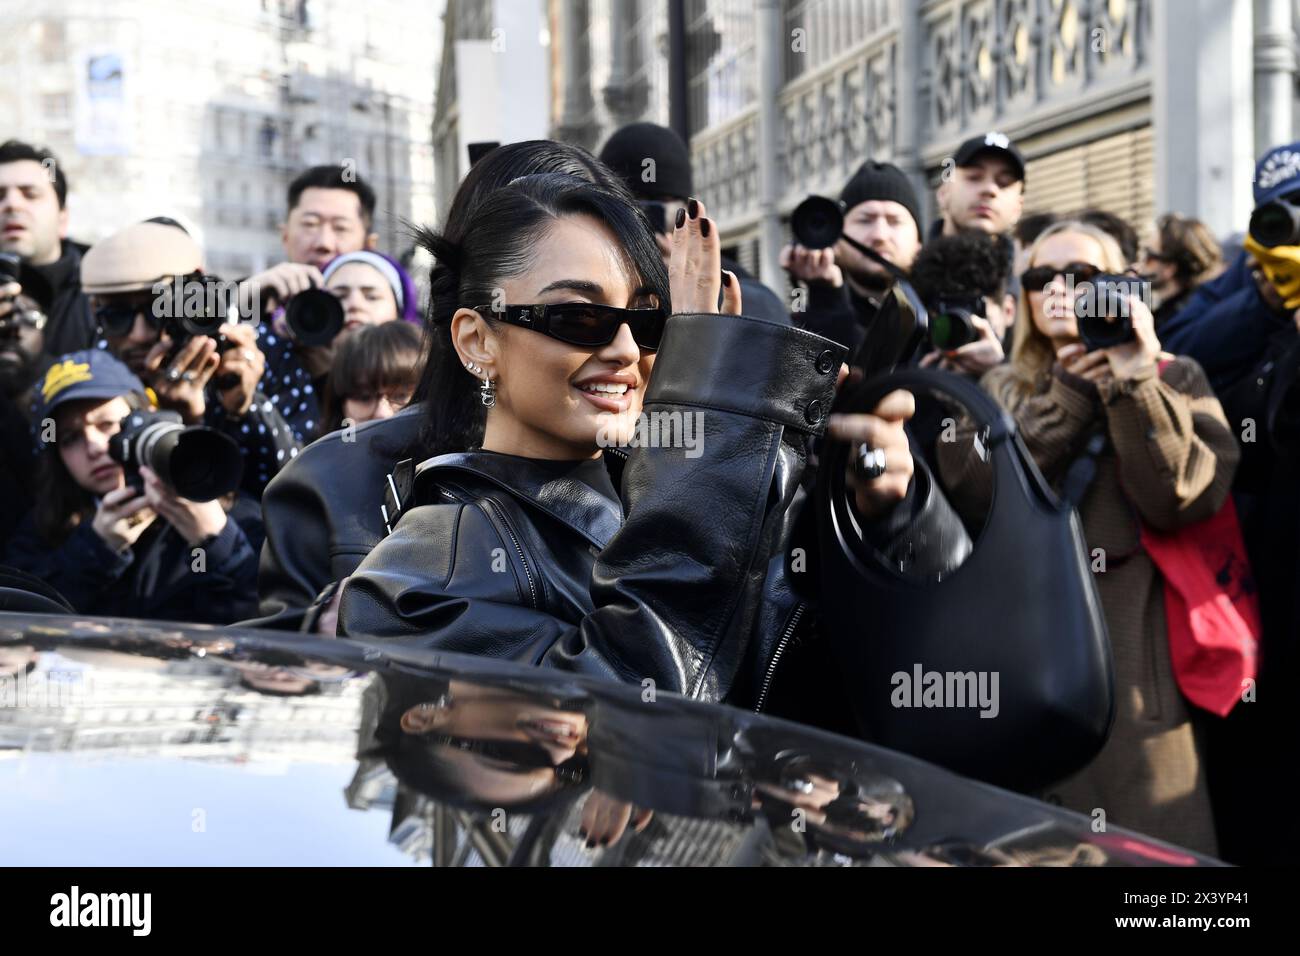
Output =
[{"x1": 813, "y1": 368, "x2": 1115, "y2": 793}]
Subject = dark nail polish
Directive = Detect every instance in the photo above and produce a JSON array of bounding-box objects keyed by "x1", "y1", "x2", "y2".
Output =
[
  {"x1": 721, "y1": 271, "x2": 731, "y2": 287},
  {"x1": 688, "y1": 198, "x2": 699, "y2": 219},
  {"x1": 701, "y1": 218, "x2": 711, "y2": 238},
  {"x1": 675, "y1": 207, "x2": 686, "y2": 229}
]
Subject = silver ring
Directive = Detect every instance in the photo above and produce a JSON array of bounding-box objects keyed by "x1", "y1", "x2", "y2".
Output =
[
  {"x1": 181, "y1": 370, "x2": 197, "y2": 382},
  {"x1": 854, "y1": 444, "x2": 887, "y2": 481},
  {"x1": 165, "y1": 367, "x2": 182, "y2": 383},
  {"x1": 241, "y1": 349, "x2": 256, "y2": 362}
]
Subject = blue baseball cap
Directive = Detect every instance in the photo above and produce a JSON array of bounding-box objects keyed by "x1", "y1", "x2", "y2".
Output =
[
  {"x1": 1254, "y1": 141, "x2": 1300, "y2": 208},
  {"x1": 34, "y1": 350, "x2": 145, "y2": 422}
]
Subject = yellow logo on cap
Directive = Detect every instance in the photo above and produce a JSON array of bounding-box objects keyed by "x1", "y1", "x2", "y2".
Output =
[{"x1": 41, "y1": 358, "x2": 94, "y2": 403}]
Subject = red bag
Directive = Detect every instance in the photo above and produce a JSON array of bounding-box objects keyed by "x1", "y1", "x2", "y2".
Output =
[{"x1": 1137, "y1": 360, "x2": 1260, "y2": 717}]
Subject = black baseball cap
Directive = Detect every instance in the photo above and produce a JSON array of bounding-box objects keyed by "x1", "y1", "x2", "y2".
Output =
[{"x1": 953, "y1": 131, "x2": 1026, "y2": 183}]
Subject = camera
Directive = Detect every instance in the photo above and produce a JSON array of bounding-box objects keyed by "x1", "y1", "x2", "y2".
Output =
[
  {"x1": 284, "y1": 288, "x2": 345, "y2": 347},
  {"x1": 791, "y1": 195, "x2": 846, "y2": 250},
  {"x1": 928, "y1": 296, "x2": 982, "y2": 351},
  {"x1": 0, "y1": 252, "x2": 21, "y2": 285},
  {"x1": 109, "y1": 408, "x2": 244, "y2": 502},
  {"x1": 1249, "y1": 197, "x2": 1300, "y2": 248},
  {"x1": 1074, "y1": 274, "x2": 1150, "y2": 351}
]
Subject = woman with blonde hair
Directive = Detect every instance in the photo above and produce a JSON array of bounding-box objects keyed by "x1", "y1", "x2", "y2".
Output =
[{"x1": 938, "y1": 219, "x2": 1239, "y2": 856}]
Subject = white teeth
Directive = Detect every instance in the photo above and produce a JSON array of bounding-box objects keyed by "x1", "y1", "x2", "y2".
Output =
[{"x1": 578, "y1": 382, "x2": 628, "y2": 395}]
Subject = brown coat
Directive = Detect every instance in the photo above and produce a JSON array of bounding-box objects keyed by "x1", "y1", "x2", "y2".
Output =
[{"x1": 937, "y1": 357, "x2": 1239, "y2": 857}]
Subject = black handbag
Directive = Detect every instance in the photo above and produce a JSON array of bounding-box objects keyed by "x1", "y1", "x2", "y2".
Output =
[{"x1": 813, "y1": 367, "x2": 1114, "y2": 793}]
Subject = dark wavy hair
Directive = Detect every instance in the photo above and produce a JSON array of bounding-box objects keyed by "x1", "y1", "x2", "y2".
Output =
[
  {"x1": 321, "y1": 321, "x2": 424, "y2": 435},
  {"x1": 412, "y1": 170, "x2": 669, "y2": 458},
  {"x1": 909, "y1": 231, "x2": 1013, "y2": 307}
]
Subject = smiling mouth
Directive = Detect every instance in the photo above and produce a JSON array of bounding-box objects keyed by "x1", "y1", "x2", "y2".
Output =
[{"x1": 574, "y1": 381, "x2": 634, "y2": 411}]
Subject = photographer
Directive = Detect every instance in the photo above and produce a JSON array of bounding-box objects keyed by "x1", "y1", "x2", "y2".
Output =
[
  {"x1": 783, "y1": 160, "x2": 923, "y2": 352},
  {"x1": 3, "y1": 350, "x2": 261, "y2": 623},
  {"x1": 909, "y1": 231, "x2": 1015, "y2": 379},
  {"x1": 239, "y1": 166, "x2": 381, "y2": 445},
  {"x1": 935, "y1": 220, "x2": 1238, "y2": 856},
  {"x1": 0, "y1": 278, "x2": 52, "y2": 552},
  {"x1": 1157, "y1": 142, "x2": 1300, "y2": 864},
  {"x1": 597, "y1": 122, "x2": 789, "y2": 324},
  {"x1": 0, "y1": 140, "x2": 96, "y2": 355},
  {"x1": 81, "y1": 221, "x2": 300, "y2": 497},
  {"x1": 932, "y1": 132, "x2": 1026, "y2": 241}
]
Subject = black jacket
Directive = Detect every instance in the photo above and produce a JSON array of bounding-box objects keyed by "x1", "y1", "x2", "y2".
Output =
[
  {"x1": 4, "y1": 493, "x2": 263, "y2": 624},
  {"x1": 332, "y1": 312, "x2": 970, "y2": 711},
  {"x1": 32, "y1": 240, "x2": 97, "y2": 357}
]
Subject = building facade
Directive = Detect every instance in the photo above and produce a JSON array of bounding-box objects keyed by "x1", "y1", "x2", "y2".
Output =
[
  {"x1": 0, "y1": 0, "x2": 439, "y2": 279},
  {"x1": 532, "y1": 0, "x2": 1300, "y2": 292}
]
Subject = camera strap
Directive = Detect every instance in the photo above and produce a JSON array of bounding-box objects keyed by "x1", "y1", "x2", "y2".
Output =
[{"x1": 836, "y1": 234, "x2": 910, "y2": 283}]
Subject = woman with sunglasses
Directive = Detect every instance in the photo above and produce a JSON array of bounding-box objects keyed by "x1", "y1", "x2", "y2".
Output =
[
  {"x1": 336, "y1": 169, "x2": 961, "y2": 709},
  {"x1": 937, "y1": 220, "x2": 1238, "y2": 856}
]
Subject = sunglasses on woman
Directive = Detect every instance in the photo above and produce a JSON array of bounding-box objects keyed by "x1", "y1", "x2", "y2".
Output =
[
  {"x1": 472, "y1": 302, "x2": 667, "y2": 351},
  {"x1": 1019, "y1": 261, "x2": 1102, "y2": 290},
  {"x1": 428, "y1": 733, "x2": 587, "y2": 784}
]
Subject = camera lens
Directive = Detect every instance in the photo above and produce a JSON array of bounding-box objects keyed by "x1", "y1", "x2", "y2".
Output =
[
  {"x1": 791, "y1": 196, "x2": 846, "y2": 250},
  {"x1": 1249, "y1": 202, "x2": 1299, "y2": 247},
  {"x1": 285, "y1": 288, "x2": 345, "y2": 347}
]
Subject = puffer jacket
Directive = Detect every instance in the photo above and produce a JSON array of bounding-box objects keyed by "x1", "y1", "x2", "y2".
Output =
[{"x1": 336, "y1": 311, "x2": 971, "y2": 710}]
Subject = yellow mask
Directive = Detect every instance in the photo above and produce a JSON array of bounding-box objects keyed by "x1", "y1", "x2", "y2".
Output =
[{"x1": 1244, "y1": 234, "x2": 1300, "y2": 308}]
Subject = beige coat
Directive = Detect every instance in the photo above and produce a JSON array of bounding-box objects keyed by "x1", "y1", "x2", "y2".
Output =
[{"x1": 937, "y1": 357, "x2": 1239, "y2": 857}]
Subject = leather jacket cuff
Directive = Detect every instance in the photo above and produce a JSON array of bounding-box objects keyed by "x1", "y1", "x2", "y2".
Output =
[{"x1": 645, "y1": 312, "x2": 847, "y2": 435}]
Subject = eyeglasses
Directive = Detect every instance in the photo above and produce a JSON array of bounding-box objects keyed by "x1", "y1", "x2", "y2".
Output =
[
  {"x1": 94, "y1": 300, "x2": 160, "y2": 337},
  {"x1": 0, "y1": 307, "x2": 46, "y2": 333},
  {"x1": 473, "y1": 302, "x2": 667, "y2": 351},
  {"x1": 1020, "y1": 261, "x2": 1102, "y2": 290}
]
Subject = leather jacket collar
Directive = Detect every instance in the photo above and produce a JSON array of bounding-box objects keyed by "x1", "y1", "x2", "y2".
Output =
[{"x1": 413, "y1": 449, "x2": 625, "y2": 551}]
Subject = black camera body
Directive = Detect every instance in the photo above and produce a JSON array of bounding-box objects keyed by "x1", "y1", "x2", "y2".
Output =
[
  {"x1": 928, "y1": 296, "x2": 983, "y2": 351},
  {"x1": 1249, "y1": 197, "x2": 1300, "y2": 248},
  {"x1": 109, "y1": 408, "x2": 243, "y2": 502},
  {"x1": 0, "y1": 251, "x2": 21, "y2": 285},
  {"x1": 1074, "y1": 274, "x2": 1150, "y2": 351}
]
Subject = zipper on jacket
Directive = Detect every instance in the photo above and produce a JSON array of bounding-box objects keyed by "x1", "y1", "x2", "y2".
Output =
[
  {"x1": 754, "y1": 602, "x2": 806, "y2": 714},
  {"x1": 483, "y1": 497, "x2": 539, "y2": 609}
]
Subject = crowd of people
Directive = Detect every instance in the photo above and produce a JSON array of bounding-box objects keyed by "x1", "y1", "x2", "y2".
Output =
[{"x1": 1, "y1": 122, "x2": 1296, "y2": 866}]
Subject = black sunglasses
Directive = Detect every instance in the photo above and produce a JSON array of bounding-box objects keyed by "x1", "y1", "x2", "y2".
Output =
[
  {"x1": 94, "y1": 299, "x2": 161, "y2": 337},
  {"x1": 473, "y1": 302, "x2": 666, "y2": 351},
  {"x1": 429, "y1": 733, "x2": 587, "y2": 784},
  {"x1": 1020, "y1": 261, "x2": 1102, "y2": 290}
]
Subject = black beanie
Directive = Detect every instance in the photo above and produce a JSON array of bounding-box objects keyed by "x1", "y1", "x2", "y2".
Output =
[
  {"x1": 598, "y1": 122, "x2": 694, "y2": 201},
  {"x1": 840, "y1": 161, "x2": 922, "y2": 237}
]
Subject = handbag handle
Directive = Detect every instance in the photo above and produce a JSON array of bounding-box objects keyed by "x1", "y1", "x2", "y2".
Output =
[{"x1": 817, "y1": 367, "x2": 1068, "y2": 581}]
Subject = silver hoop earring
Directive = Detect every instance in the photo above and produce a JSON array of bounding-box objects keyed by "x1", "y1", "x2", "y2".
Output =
[{"x1": 480, "y1": 377, "x2": 496, "y2": 407}]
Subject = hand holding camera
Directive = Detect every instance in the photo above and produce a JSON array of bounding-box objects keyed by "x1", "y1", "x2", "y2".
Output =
[
  {"x1": 212, "y1": 321, "x2": 265, "y2": 417},
  {"x1": 91, "y1": 485, "x2": 157, "y2": 553},
  {"x1": 139, "y1": 465, "x2": 227, "y2": 548},
  {"x1": 142, "y1": 333, "x2": 219, "y2": 423},
  {"x1": 780, "y1": 243, "x2": 843, "y2": 287}
]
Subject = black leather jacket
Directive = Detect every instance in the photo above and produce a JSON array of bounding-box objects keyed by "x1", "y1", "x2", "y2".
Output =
[{"x1": 325, "y1": 312, "x2": 970, "y2": 711}]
